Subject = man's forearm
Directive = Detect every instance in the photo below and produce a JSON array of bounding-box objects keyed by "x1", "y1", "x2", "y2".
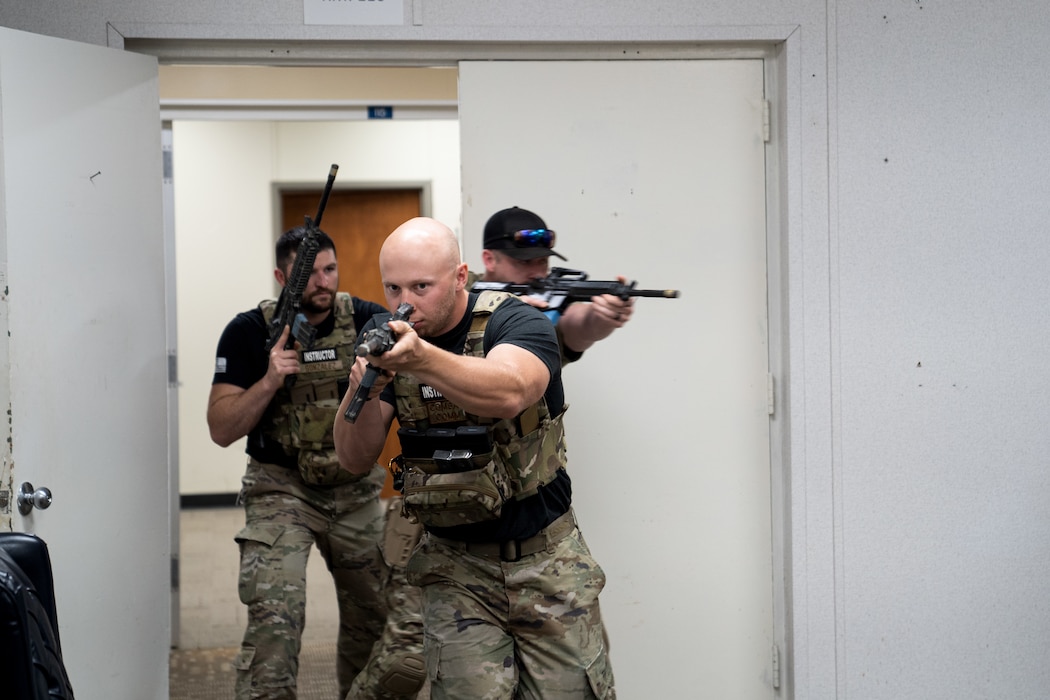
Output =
[
  {"x1": 402, "y1": 343, "x2": 548, "y2": 419},
  {"x1": 335, "y1": 389, "x2": 392, "y2": 474},
  {"x1": 560, "y1": 289, "x2": 636, "y2": 353},
  {"x1": 558, "y1": 302, "x2": 620, "y2": 353},
  {"x1": 207, "y1": 380, "x2": 279, "y2": 447}
]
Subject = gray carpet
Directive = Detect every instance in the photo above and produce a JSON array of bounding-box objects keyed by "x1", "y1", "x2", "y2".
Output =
[{"x1": 170, "y1": 642, "x2": 340, "y2": 700}]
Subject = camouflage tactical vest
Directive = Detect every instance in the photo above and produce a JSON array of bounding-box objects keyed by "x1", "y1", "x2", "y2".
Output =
[
  {"x1": 392, "y1": 291, "x2": 567, "y2": 526},
  {"x1": 259, "y1": 292, "x2": 359, "y2": 486}
]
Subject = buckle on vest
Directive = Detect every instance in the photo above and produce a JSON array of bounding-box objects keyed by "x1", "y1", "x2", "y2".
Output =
[
  {"x1": 433, "y1": 449, "x2": 474, "y2": 474},
  {"x1": 500, "y1": 539, "x2": 522, "y2": 563},
  {"x1": 497, "y1": 541, "x2": 518, "y2": 562}
]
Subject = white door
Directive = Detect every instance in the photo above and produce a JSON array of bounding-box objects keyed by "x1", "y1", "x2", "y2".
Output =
[
  {"x1": 0, "y1": 27, "x2": 170, "y2": 699},
  {"x1": 460, "y1": 60, "x2": 774, "y2": 698}
]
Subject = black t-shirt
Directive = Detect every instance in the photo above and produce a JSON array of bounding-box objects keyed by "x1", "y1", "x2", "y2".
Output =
[
  {"x1": 212, "y1": 296, "x2": 387, "y2": 468},
  {"x1": 370, "y1": 293, "x2": 572, "y2": 542}
]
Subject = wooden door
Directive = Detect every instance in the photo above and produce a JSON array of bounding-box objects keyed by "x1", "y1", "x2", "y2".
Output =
[{"x1": 281, "y1": 188, "x2": 421, "y2": 497}]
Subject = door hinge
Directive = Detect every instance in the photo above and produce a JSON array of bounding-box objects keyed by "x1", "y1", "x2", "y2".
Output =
[
  {"x1": 762, "y1": 99, "x2": 771, "y2": 143},
  {"x1": 168, "y1": 350, "x2": 178, "y2": 386},
  {"x1": 162, "y1": 144, "x2": 174, "y2": 183},
  {"x1": 772, "y1": 643, "x2": 781, "y2": 689},
  {"x1": 767, "y1": 373, "x2": 775, "y2": 416}
]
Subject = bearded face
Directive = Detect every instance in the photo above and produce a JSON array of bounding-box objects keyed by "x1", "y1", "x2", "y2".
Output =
[{"x1": 285, "y1": 248, "x2": 339, "y2": 316}]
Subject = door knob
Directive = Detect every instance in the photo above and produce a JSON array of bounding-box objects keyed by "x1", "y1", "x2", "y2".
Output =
[{"x1": 17, "y1": 482, "x2": 52, "y2": 516}]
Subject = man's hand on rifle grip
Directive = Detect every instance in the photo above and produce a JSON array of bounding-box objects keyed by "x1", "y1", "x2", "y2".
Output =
[
  {"x1": 266, "y1": 324, "x2": 301, "y2": 390},
  {"x1": 350, "y1": 355, "x2": 394, "y2": 399}
]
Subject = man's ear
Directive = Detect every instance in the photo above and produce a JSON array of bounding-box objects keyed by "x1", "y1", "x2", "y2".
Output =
[
  {"x1": 454, "y1": 262, "x2": 469, "y2": 291},
  {"x1": 274, "y1": 267, "x2": 287, "y2": 287},
  {"x1": 481, "y1": 249, "x2": 497, "y2": 272}
]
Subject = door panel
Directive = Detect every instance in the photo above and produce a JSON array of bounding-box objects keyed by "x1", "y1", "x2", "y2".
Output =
[
  {"x1": 281, "y1": 188, "x2": 421, "y2": 496},
  {"x1": 0, "y1": 27, "x2": 169, "y2": 699},
  {"x1": 459, "y1": 60, "x2": 773, "y2": 698}
]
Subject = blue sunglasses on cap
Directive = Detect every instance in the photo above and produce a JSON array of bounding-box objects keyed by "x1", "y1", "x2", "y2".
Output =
[{"x1": 500, "y1": 229, "x2": 556, "y2": 248}]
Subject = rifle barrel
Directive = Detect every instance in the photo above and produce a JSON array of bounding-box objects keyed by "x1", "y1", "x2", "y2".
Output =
[
  {"x1": 630, "y1": 288, "x2": 680, "y2": 298},
  {"x1": 575, "y1": 284, "x2": 680, "y2": 299},
  {"x1": 312, "y1": 163, "x2": 339, "y2": 228}
]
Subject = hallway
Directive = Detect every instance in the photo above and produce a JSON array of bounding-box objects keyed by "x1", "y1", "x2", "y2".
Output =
[{"x1": 170, "y1": 506, "x2": 339, "y2": 699}]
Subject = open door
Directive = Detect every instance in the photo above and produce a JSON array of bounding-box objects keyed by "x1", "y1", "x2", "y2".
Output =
[
  {"x1": 0, "y1": 27, "x2": 170, "y2": 700},
  {"x1": 460, "y1": 60, "x2": 775, "y2": 697},
  {"x1": 281, "y1": 187, "x2": 423, "y2": 498}
]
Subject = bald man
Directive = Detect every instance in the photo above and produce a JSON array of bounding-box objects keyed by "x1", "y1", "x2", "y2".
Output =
[{"x1": 335, "y1": 217, "x2": 615, "y2": 699}]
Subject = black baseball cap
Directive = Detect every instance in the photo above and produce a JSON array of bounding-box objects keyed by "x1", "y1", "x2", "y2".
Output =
[{"x1": 482, "y1": 207, "x2": 567, "y2": 261}]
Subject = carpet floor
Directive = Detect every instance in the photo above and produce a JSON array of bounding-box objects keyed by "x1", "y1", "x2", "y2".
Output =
[{"x1": 169, "y1": 641, "x2": 339, "y2": 700}]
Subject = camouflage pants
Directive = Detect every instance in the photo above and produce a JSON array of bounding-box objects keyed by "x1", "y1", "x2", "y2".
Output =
[
  {"x1": 345, "y1": 498, "x2": 426, "y2": 700},
  {"x1": 233, "y1": 459, "x2": 388, "y2": 700},
  {"x1": 405, "y1": 512, "x2": 616, "y2": 699}
]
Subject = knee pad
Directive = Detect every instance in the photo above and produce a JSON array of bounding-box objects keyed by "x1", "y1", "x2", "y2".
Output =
[{"x1": 379, "y1": 652, "x2": 426, "y2": 695}]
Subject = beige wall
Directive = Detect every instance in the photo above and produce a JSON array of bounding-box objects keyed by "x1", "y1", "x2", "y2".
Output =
[{"x1": 160, "y1": 65, "x2": 457, "y2": 101}]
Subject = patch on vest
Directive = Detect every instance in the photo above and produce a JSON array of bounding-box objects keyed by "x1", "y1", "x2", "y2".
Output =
[
  {"x1": 419, "y1": 384, "x2": 467, "y2": 424},
  {"x1": 301, "y1": 347, "x2": 343, "y2": 373}
]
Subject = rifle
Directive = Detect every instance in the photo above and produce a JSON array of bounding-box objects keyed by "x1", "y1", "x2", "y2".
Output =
[
  {"x1": 264, "y1": 163, "x2": 339, "y2": 359},
  {"x1": 342, "y1": 302, "x2": 415, "y2": 423},
  {"x1": 471, "y1": 267, "x2": 680, "y2": 320}
]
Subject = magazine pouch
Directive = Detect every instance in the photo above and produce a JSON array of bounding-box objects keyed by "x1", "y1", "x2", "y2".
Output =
[{"x1": 399, "y1": 425, "x2": 514, "y2": 527}]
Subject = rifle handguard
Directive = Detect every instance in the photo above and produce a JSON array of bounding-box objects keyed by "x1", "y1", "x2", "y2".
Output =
[{"x1": 471, "y1": 267, "x2": 680, "y2": 312}]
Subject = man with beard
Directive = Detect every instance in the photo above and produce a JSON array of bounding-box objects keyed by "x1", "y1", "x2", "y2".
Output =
[{"x1": 208, "y1": 225, "x2": 390, "y2": 700}]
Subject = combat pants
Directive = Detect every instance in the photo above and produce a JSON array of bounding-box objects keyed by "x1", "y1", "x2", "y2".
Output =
[
  {"x1": 345, "y1": 497, "x2": 427, "y2": 700},
  {"x1": 406, "y1": 510, "x2": 616, "y2": 699},
  {"x1": 232, "y1": 459, "x2": 388, "y2": 700}
]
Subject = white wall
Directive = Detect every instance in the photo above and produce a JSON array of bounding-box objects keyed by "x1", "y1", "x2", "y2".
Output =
[
  {"x1": 174, "y1": 119, "x2": 460, "y2": 494},
  {"x1": 5, "y1": 1, "x2": 1050, "y2": 698},
  {"x1": 834, "y1": 4, "x2": 1050, "y2": 697}
]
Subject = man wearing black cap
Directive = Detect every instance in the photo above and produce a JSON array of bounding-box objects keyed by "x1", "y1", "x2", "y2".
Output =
[
  {"x1": 473, "y1": 206, "x2": 634, "y2": 359},
  {"x1": 479, "y1": 205, "x2": 568, "y2": 281}
]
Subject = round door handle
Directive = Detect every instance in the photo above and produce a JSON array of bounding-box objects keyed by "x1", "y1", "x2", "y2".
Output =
[{"x1": 17, "y1": 482, "x2": 53, "y2": 516}]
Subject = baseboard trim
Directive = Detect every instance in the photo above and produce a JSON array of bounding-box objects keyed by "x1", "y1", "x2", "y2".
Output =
[{"x1": 180, "y1": 492, "x2": 239, "y2": 509}]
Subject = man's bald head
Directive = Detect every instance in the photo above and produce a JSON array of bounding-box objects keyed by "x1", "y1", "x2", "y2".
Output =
[
  {"x1": 379, "y1": 217, "x2": 468, "y2": 337},
  {"x1": 380, "y1": 217, "x2": 462, "y2": 274}
]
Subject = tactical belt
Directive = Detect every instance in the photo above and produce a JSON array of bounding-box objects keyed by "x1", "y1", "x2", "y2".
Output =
[{"x1": 427, "y1": 509, "x2": 576, "y2": 563}]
